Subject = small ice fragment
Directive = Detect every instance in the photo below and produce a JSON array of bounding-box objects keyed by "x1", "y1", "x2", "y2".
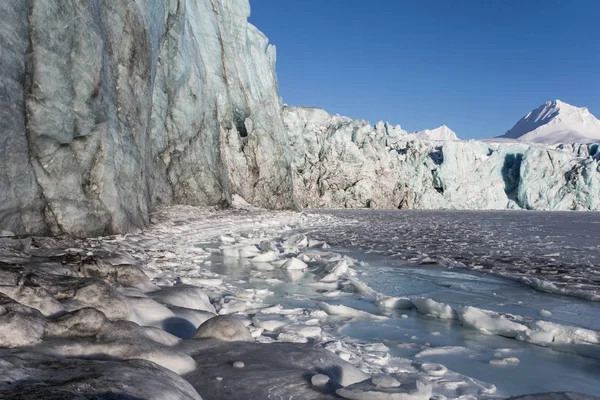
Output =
[
  {"x1": 311, "y1": 374, "x2": 330, "y2": 387},
  {"x1": 215, "y1": 376, "x2": 223, "y2": 381},
  {"x1": 281, "y1": 257, "x2": 308, "y2": 270},
  {"x1": 239, "y1": 245, "x2": 261, "y2": 258},
  {"x1": 420, "y1": 363, "x2": 448, "y2": 376},
  {"x1": 456, "y1": 306, "x2": 527, "y2": 337},
  {"x1": 284, "y1": 234, "x2": 308, "y2": 248},
  {"x1": 415, "y1": 346, "x2": 472, "y2": 358},
  {"x1": 277, "y1": 331, "x2": 308, "y2": 343},
  {"x1": 539, "y1": 309, "x2": 552, "y2": 317},
  {"x1": 259, "y1": 240, "x2": 278, "y2": 252},
  {"x1": 316, "y1": 302, "x2": 386, "y2": 320},
  {"x1": 376, "y1": 296, "x2": 413, "y2": 310},
  {"x1": 489, "y1": 357, "x2": 520, "y2": 366},
  {"x1": 401, "y1": 314, "x2": 409, "y2": 319},
  {"x1": 252, "y1": 315, "x2": 292, "y2": 331},
  {"x1": 364, "y1": 343, "x2": 389, "y2": 352},
  {"x1": 233, "y1": 361, "x2": 245, "y2": 368},
  {"x1": 413, "y1": 298, "x2": 457, "y2": 319},
  {"x1": 252, "y1": 251, "x2": 278, "y2": 263},
  {"x1": 220, "y1": 235, "x2": 236, "y2": 244},
  {"x1": 193, "y1": 315, "x2": 253, "y2": 342},
  {"x1": 372, "y1": 374, "x2": 401, "y2": 388}
]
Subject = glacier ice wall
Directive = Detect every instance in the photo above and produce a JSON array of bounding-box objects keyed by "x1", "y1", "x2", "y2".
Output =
[
  {"x1": 0, "y1": 0, "x2": 295, "y2": 237},
  {"x1": 2, "y1": 0, "x2": 599, "y2": 238},
  {"x1": 284, "y1": 106, "x2": 600, "y2": 211}
]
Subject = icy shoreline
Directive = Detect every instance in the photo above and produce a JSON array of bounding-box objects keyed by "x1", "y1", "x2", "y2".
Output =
[{"x1": 1, "y1": 206, "x2": 599, "y2": 399}]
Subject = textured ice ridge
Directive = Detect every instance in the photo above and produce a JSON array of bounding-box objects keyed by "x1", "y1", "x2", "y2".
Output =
[{"x1": 284, "y1": 106, "x2": 600, "y2": 210}]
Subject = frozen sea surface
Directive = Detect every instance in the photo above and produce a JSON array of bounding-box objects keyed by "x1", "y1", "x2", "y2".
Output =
[
  {"x1": 301, "y1": 210, "x2": 600, "y2": 301},
  {"x1": 1, "y1": 207, "x2": 599, "y2": 399},
  {"x1": 204, "y1": 241, "x2": 600, "y2": 397}
]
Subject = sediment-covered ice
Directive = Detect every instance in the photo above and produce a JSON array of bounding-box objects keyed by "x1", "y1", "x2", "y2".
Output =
[
  {"x1": 337, "y1": 379, "x2": 433, "y2": 400},
  {"x1": 193, "y1": 315, "x2": 253, "y2": 342},
  {"x1": 0, "y1": 351, "x2": 202, "y2": 400}
]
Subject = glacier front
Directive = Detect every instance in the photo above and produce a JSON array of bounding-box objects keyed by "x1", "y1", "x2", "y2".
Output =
[
  {"x1": 284, "y1": 106, "x2": 600, "y2": 211},
  {"x1": 2, "y1": 0, "x2": 600, "y2": 240},
  {"x1": 0, "y1": 0, "x2": 295, "y2": 237}
]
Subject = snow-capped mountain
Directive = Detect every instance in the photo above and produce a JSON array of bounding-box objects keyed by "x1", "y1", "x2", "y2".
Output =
[
  {"x1": 412, "y1": 125, "x2": 459, "y2": 141},
  {"x1": 499, "y1": 100, "x2": 600, "y2": 144}
]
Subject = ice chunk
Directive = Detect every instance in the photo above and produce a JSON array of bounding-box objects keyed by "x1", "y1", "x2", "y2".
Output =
[
  {"x1": 489, "y1": 357, "x2": 520, "y2": 366},
  {"x1": 252, "y1": 315, "x2": 293, "y2": 331},
  {"x1": 281, "y1": 257, "x2": 308, "y2": 270},
  {"x1": 45, "y1": 339, "x2": 196, "y2": 374},
  {"x1": 150, "y1": 285, "x2": 215, "y2": 313},
  {"x1": 413, "y1": 298, "x2": 457, "y2": 319},
  {"x1": 456, "y1": 306, "x2": 527, "y2": 338},
  {"x1": 376, "y1": 296, "x2": 413, "y2": 310},
  {"x1": 0, "y1": 353, "x2": 202, "y2": 399},
  {"x1": 283, "y1": 234, "x2": 309, "y2": 248},
  {"x1": 311, "y1": 373, "x2": 330, "y2": 387},
  {"x1": 539, "y1": 309, "x2": 553, "y2": 318},
  {"x1": 276, "y1": 331, "x2": 308, "y2": 343},
  {"x1": 178, "y1": 277, "x2": 223, "y2": 288},
  {"x1": 193, "y1": 315, "x2": 253, "y2": 342},
  {"x1": 372, "y1": 374, "x2": 401, "y2": 388},
  {"x1": 129, "y1": 297, "x2": 176, "y2": 326},
  {"x1": 317, "y1": 302, "x2": 387, "y2": 320},
  {"x1": 252, "y1": 251, "x2": 278, "y2": 263},
  {"x1": 0, "y1": 295, "x2": 46, "y2": 348},
  {"x1": 220, "y1": 235, "x2": 237, "y2": 244},
  {"x1": 321, "y1": 260, "x2": 350, "y2": 282},
  {"x1": 348, "y1": 279, "x2": 378, "y2": 298},
  {"x1": 521, "y1": 320, "x2": 600, "y2": 345},
  {"x1": 419, "y1": 362, "x2": 448, "y2": 376},
  {"x1": 415, "y1": 346, "x2": 473, "y2": 358},
  {"x1": 337, "y1": 380, "x2": 432, "y2": 400},
  {"x1": 282, "y1": 323, "x2": 322, "y2": 338}
]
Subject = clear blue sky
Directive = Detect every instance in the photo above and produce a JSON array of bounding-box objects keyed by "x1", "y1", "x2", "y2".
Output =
[{"x1": 248, "y1": 0, "x2": 600, "y2": 139}]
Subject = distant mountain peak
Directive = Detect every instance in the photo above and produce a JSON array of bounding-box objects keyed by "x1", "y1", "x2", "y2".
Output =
[{"x1": 499, "y1": 100, "x2": 600, "y2": 144}]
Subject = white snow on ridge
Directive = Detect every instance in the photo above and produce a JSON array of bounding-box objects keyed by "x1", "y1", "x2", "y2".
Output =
[
  {"x1": 499, "y1": 100, "x2": 600, "y2": 144},
  {"x1": 412, "y1": 125, "x2": 459, "y2": 141}
]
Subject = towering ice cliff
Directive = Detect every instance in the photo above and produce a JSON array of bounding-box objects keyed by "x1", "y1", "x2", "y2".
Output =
[
  {"x1": 0, "y1": 0, "x2": 295, "y2": 237},
  {"x1": 284, "y1": 106, "x2": 600, "y2": 211},
  {"x1": 2, "y1": 1, "x2": 599, "y2": 239}
]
